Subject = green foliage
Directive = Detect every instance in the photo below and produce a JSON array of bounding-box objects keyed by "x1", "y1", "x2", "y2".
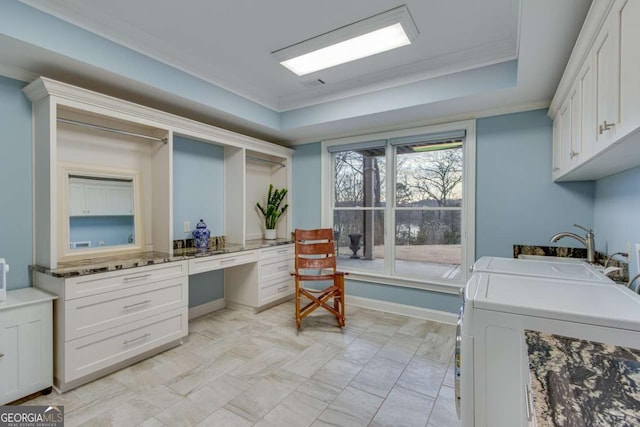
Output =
[{"x1": 256, "y1": 184, "x2": 288, "y2": 229}]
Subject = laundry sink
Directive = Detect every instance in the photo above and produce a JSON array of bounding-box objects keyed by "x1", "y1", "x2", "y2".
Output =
[{"x1": 517, "y1": 254, "x2": 586, "y2": 264}]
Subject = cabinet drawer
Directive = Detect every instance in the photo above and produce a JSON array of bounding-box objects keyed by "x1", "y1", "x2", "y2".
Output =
[
  {"x1": 259, "y1": 258, "x2": 294, "y2": 283},
  {"x1": 64, "y1": 261, "x2": 188, "y2": 300},
  {"x1": 65, "y1": 277, "x2": 188, "y2": 341},
  {"x1": 259, "y1": 245, "x2": 294, "y2": 261},
  {"x1": 64, "y1": 308, "x2": 187, "y2": 382},
  {"x1": 188, "y1": 250, "x2": 257, "y2": 274},
  {"x1": 259, "y1": 277, "x2": 294, "y2": 306}
]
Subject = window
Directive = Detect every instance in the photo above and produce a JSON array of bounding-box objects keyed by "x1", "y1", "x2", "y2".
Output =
[{"x1": 322, "y1": 121, "x2": 475, "y2": 289}]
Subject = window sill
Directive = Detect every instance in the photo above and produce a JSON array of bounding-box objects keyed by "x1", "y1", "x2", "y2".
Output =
[{"x1": 339, "y1": 269, "x2": 464, "y2": 294}]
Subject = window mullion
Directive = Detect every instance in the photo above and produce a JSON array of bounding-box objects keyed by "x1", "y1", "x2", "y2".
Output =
[{"x1": 387, "y1": 141, "x2": 395, "y2": 275}]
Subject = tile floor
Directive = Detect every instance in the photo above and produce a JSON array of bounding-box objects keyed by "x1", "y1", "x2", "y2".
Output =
[{"x1": 23, "y1": 300, "x2": 460, "y2": 427}]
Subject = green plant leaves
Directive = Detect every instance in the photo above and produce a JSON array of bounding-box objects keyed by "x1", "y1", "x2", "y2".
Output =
[{"x1": 256, "y1": 184, "x2": 288, "y2": 230}]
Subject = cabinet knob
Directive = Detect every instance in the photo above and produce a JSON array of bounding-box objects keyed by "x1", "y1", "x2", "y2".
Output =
[
  {"x1": 599, "y1": 120, "x2": 615, "y2": 134},
  {"x1": 569, "y1": 150, "x2": 580, "y2": 159}
]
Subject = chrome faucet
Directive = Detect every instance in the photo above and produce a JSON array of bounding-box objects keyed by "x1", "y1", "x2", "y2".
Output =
[{"x1": 550, "y1": 224, "x2": 596, "y2": 264}]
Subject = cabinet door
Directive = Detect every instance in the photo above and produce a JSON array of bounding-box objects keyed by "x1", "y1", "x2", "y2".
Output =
[
  {"x1": 618, "y1": 0, "x2": 640, "y2": 138},
  {"x1": 579, "y1": 59, "x2": 597, "y2": 158},
  {"x1": 84, "y1": 184, "x2": 109, "y2": 215},
  {"x1": 0, "y1": 304, "x2": 51, "y2": 405},
  {"x1": 107, "y1": 186, "x2": 133, "y2": 215},
  {"x1": 594, "y1": 11, "x2": 620, "y2": 148},
  {"x1": 558, "y1": 101, "x2": 572, "y2": 175},
  {"x1": 552, "y1": 118, "x2": 562, "y2": 178},
  {"x1": 68, "y1": 182, "x2": 86, "y2": 216},
  {"x1": 568, "y1": 84, "x2": 582, "y2": 167}
]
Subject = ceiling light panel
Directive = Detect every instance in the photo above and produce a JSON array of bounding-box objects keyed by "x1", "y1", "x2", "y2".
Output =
[{"x1": 272, "y1": 5, "x2": 419, "y2": 77}]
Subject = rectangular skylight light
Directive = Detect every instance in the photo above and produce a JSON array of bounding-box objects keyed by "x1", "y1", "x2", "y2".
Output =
[{"x1": 273, "y1": 6, "x2": 418, "y2": 77}]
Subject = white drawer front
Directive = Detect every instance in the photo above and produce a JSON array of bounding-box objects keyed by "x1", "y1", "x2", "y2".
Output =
[
  {"x1": 259, "y1": 277, "x2": 294, "y2": 306},
  {"x1": 259, "y1": 245, "x2": 294, "y2": 261},
  {"x1": 65, "y1": 277, "x2": 188, "y2": 341},
  {"x1": 188, "y1": 250, "x2": 257, "y2": 274},
  {"x1": 259, "y1": 258, "x2": 294, "y2": 283},
  {"x1": 64, "y1": 308, "x2": 187, "y2": 382},
  {"x1": 64, "y1": 261, "x2": 188, "y2": 300}
]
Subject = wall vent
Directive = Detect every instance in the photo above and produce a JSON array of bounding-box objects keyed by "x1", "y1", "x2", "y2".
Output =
[{"x1": 301, "y1": 79, "x2": 326, "y2": 88}]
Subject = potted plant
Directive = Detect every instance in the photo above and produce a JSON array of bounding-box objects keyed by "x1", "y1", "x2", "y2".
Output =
[{"x1": 256, "y1": 184, "x2": 288, "y2": 239}]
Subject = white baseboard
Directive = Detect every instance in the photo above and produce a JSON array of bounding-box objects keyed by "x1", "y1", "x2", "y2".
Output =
[
  {"x1": 347, "y1": 295, "x2": 457, "y2": 325},
  {"x1": 189, "y1": 298, "x2": 226, "y2": 320}
]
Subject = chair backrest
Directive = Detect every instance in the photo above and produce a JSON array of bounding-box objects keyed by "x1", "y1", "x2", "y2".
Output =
[{"x1": 294, "y1": 229, "x2": 336, "y2": 278}]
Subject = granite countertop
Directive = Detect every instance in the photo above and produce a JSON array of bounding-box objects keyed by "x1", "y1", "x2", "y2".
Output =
[
  {"x1": 525, "y1": 330, "x2": 640, "y2": 427},
  {"x1": 32, "y1": 238, "x2": 293, "y2": 278}
]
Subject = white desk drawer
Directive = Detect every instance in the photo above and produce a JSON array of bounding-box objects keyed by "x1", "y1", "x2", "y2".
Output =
[
  {"x1": 259, "y1": 258, "x2": 293, "y2": 283},
  {"x1": 64, "y1": 308, "x2": 187, "y2": 382},
  {"x1": 259, "y1": 245, "x2": 294, "y2": 261},
  {"x1": 259, "y1": 277, "x2": 294, "y2": 306},
  {"x1": 188, "y1": 250, "x2": 257, "y2": 275},
  {"x1": 65, "y1": 277, "x2": 188, "y2": 341},
  {"x1": 64, "y1": 261, "x2": 188, "y2": 300}
]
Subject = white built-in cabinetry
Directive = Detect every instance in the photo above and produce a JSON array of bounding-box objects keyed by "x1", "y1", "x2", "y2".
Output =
[
  {"x1": 0, "y1": 288, "x2": 56, "y2": 404},
  {"x1": 34, "y1": 261, "x2": 189, "y2": 392},
  {"x1": 550, "y1": 0, "x2": 640, "y2": 181},
  {"x1": 225, "y1": 244, "x2": 295, "y2": 311}
]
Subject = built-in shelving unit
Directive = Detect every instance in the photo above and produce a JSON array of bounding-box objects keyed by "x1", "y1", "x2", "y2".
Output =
[{"x1": 24, "y1": 77, "x2": 294, "y2": 268}]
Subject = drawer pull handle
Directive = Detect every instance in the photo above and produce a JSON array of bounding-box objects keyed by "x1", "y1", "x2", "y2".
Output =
[
  {"x1": 277, "y1": 285, "x2": 288, "y2": 292},
  {"x1": 123, "y1": 300, "x2": 152, "y2": 310},
  {"x1": 277, "y1": 265, "x2": 289, "y2": 271},
  {"x1": 123, "y1": 274, "x2": 151, "y2": 283},
  {"x1": 123, "y1": 333, "x2": 151, "y2": 346},
  {"x1": 221, "y1": 258, "x2": 237, "y2": 264},
  {"x1": 277, "y1": 249, "x2": 288, "y2": 254}
]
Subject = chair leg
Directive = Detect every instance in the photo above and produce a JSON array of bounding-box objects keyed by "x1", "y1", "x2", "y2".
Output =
[{"x1": 295, "y1": 278, "x2": 301, "y2": 329}]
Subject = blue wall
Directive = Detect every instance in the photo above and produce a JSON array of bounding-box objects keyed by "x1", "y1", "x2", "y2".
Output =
[
  {"x1": 0, "y1": 76, "x2": 32, "y2": 289},
  {"x1": 476, "y1": 109, "x2": 595, "y2": 258},
  {"x1": 69, "y1": 216, "x2": 134, "y2": 247},
  {"x1": 292, "y1": 109, "x2": 598, "y2": 313},
  {"x1": 173, "y1": 136, "x2": 226, "y2": 307},
  {"x1": 594, "y1": 166, "x2": 640, "y2": 279}
]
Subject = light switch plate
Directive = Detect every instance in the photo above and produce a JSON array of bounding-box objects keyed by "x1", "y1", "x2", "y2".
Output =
[{"x1": 183, "y1": 221, "x2": 191, "y2": 233}]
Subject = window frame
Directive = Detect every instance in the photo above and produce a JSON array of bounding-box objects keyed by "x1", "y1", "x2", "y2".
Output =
[{"x1": 321, "y1": 120, "x2": 476, "y2": 293}]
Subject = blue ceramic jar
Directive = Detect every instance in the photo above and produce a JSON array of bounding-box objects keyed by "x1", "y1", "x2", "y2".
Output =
[{"x1": 192, "y1": 219, "x2": 211, "y2": 249}]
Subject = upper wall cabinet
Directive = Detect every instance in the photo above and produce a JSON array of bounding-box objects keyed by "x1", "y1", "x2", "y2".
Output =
[
  {"x1": 24, "y1": 78, "x2": 292, "y2": 268},
  {"x1": 549, "y1": 0, "x2": 640, "y2": 181}
]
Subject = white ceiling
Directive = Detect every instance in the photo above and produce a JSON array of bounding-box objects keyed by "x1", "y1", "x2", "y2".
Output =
[{"x1": 4, "y1": 0, "x2": 592, "y2": 145}]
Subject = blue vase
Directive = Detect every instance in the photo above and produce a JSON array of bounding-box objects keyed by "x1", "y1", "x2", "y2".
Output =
[{"x1": 192, "y1": 219, "x2": 210, "y2": 249}]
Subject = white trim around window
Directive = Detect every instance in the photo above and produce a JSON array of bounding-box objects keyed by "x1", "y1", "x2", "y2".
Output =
[{"x1": 321, "y1": 119, "x2": 475, "y2": 293}]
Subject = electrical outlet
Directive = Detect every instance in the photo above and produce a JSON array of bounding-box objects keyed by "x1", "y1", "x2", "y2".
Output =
[{"x1": 183, "y1": 221, "x2": 191, "y2": 233}]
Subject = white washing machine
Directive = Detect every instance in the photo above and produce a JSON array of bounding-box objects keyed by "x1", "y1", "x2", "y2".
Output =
[
  {"x1": 472, "y1": 256, "x2": 613, "y2": 284},
  {"x1": 456, "y1": 271, "x2": 640, "y2": 427}
]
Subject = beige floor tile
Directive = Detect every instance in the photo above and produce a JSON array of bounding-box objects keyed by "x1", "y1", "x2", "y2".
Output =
[
  {"x1": 281, "y1": 342, "x2": 340, "y2": 378},
  {"x1": 396, "y1": 317, "x2": 439, "y2": 339},
  {"x1": 186, "y1": 374, "x2": 249, "y2": 410},
  {"x1": 370, "y1": 385, "x2": 435, "y2": 427},
  {"x1": 427, "y1": 385, "x2": 460, "y2": 427},
  {"x1": 350, "y1": 356, "x2": 407, "y2": 398},
  {"x1": 155, "y1": 396, "x2": 216, "y2": 427},
  {"x1": 314, "y1": 386, "x2": 383, "y2": 427},
  {"x1": 227, "y1": 347, "x2": 295, "y2": 384},
  {"x1": 62, "y1": 390, "x2": 138, "y2": 427},
  {"x1": 197, "y1": 407, "x2": 253, "y2": 427},
  {"x1": 137, "y1": 384, "x2": 184, "y2": 409},
  {"x1": 336, "y1": 337, "x2": 381, "y2": 365},
  {"x1": 76, "y1": 396, "x2": 160, "y2": 427},
  {"x1": 397, "y1": 355, "x2": 447, "y2": 398},
  {"x1": 168, "y1": 351, "x2": 246, "y2": 395},
  {"x1": 138, "y1": 417, "x2": 166, "y2": 427},
  {"x1": 443, "y1": 359, "x2": 455, "y2": 388},
  {"x1": 417, "y1": 333, "x2": 456, "y2": 363},
  {"x1": 312, "y1": 357, "x2": 364, "y2": 389},
  {"x1": 295, "y1": 378, "x2": 342, "y2": 404},
  {"x1": 376, "y1": 334, "x2": 423, "y2": 365},
  {"x1": 263, "y1": 389, "x2": 329, "y2": 427},
  {"x1": 224, "y1": 369, "x2": 305, "y2": 423}
]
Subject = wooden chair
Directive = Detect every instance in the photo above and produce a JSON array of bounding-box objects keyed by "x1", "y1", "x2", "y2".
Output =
[{"x1": 292, "y1": 228, "x2": 346, "y2": 329}]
